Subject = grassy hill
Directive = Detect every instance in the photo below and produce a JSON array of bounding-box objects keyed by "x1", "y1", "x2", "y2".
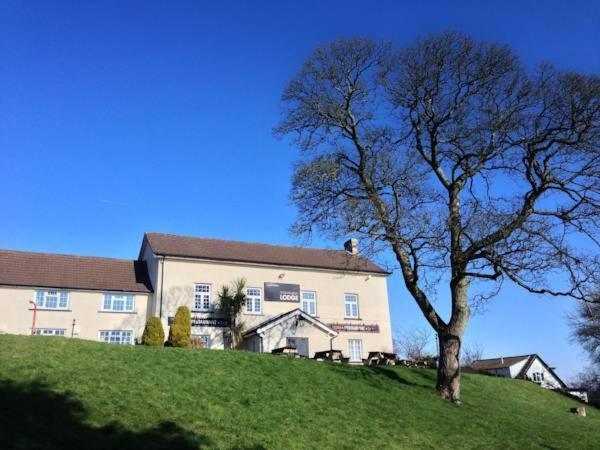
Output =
[{"x1": 0, "y1": 335, "x2": 597, "y2": 449}]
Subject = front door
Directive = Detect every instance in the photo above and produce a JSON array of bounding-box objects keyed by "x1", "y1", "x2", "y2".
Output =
[{"x1": 287, "y1": 337, "x2": 309, "y2": 358}]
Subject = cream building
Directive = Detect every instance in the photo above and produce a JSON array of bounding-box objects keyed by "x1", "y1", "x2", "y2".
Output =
[{"x1": 0, "y1": 232, "x2": 393, "y2": 361}]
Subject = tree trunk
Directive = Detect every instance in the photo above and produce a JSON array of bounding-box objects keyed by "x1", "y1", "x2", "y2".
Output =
[{"x1": 436, "y1": 333, "x2": 462, "y2": 403}]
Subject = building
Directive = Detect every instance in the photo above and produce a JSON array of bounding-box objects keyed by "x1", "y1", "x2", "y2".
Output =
[
  {"x1": 0, "y1": 232, "x2": 393, "y2": 361},
  {"x1": 470, "y1": 354, "x2": 588, "y2": 402}
]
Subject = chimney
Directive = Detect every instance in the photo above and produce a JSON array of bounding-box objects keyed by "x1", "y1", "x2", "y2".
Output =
[
  {"x1": 500, "y1": 356, "x2": 504, "y2": 364},
  {"x1": 344, "y1": 238, "x2": 359, "y2": 255}
]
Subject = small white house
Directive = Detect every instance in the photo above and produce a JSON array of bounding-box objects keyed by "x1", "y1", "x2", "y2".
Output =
[{"x1": 470, "y1": 354, "x2": 588, "y2": 403}]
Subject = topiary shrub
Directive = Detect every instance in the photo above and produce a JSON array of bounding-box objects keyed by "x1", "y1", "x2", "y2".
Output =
[
  {"x1": 142, "y1": 316, "x2": 165, "y2": 346},
  {"x1": 168, "y1": 306, "x2": 191, "y2": 347}
]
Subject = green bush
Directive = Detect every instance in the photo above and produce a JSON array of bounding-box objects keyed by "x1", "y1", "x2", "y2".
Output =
[
  {"x1": 141, "y1": 316, "x2": 165, "y2": 346},
  {"x1": 168, "y1": 306, "x2": 191, "y2": 347}
]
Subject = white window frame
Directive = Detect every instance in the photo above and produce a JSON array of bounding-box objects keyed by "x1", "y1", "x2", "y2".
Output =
[
  {"x1": 348, "y1": 339, "x2": 363, "y2": 362},
  {"x1": 99, "y1": 330, "x2": 133, "y2": 345},
  {"x1": 102, "y1": 293, "x2": 135, "y2": 312},
  {"x1": 35, "y1": 290, "x2": 69, "y2": 310},
  {"x1": 34, "y1": 328, "x2": 66, "y2": 336},
  {"x1": 245, "y1": 287, "x2": 262, "y2": 315},
  {"x1": 192, "y1": 334, "x2": 210, "y2": 349},
  {"x1": 194, "y1": 283, "x2": 212, "y2": 311},
  {"x1": 301, "y1": 291, "x2": 317, "y2": 317},
  {"x1": 532, "y1": 372, "x2": 544, "y2": 383},
  {"x1": 344, "y1": 293, "x2": 359, "y2": 319}
]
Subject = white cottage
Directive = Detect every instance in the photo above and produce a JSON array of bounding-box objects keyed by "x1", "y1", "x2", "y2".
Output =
[{"x1": 470, "y1": 354, "x2": 588, "y2": 402}]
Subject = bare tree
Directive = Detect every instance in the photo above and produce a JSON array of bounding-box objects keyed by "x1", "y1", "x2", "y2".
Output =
[
  {"x1": 570, "y1": 294, "x2": 600, "y2": 364},
  {"x1": 275, "y1": 32, "x2": 600, "y2": 402},
  {"x1": 573, "y1": 367, "x2": 600, "y2": 406},
  {"x1": 461, "y1": 342, "x2": 484, "y2": 367},
  {"x1": 393, "y1": 327, "x2": 432, "y2": 360}
]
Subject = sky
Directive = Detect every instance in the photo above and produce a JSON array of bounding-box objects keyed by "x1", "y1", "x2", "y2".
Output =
[{"x1": 1, "y1": 0, "x2": 599, "y2": 379}]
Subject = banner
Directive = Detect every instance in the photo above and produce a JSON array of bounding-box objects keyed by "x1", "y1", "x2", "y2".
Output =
[
  {"x1": 168, "y1": 316, "x2": 229, "y2": 327},
  {"x1": 264, "y1": 282, "x2": 301, "y2": 302},
  {"x1": 328, "y1": 323, "x2": 380, "y2": 333}
]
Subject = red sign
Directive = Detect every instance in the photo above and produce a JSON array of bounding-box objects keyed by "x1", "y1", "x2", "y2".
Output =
[{"x1": 328, "y1": 323, "x2": 380, "y2": 333}]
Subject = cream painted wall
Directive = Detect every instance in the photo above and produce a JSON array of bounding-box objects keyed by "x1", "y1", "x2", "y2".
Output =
[
  {"x1": 0, "y1": 286, "x2": 151, "y2": 342},
  {"x1": 149, "y1": 255, "x2": 393, "y2": 355}
]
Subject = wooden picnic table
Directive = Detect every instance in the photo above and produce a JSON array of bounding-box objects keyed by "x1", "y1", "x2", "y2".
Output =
[
  {"x1": 366, "y1": 351, "x2": 398, "y2": 366},
  {"x1": 271, "y1": 346, "x2": 300, "y2": 357},
  {"x1": 313, "y1": 349, "x2": 349, "y2": 363}
]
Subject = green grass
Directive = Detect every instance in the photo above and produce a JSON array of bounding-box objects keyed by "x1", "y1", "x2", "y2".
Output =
[{"x1": 0, "y1": 335, "x2": 597, "y2": 449}]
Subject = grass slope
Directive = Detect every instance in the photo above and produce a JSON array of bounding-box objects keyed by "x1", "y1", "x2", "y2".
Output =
[{"x1": 0, "y1": 335, "x2": 597, "y2": 449}]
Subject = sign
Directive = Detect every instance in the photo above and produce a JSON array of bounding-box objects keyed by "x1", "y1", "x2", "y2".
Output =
[
  {"x1": 328, "y1": 323, "x2": 380, "y2": 333},
  {"x1": 168, "y1": 316, "x2": 229, "y2": 327},
  {"x1": 264, "y1": 282, "x2": 301, "y2": 302}
]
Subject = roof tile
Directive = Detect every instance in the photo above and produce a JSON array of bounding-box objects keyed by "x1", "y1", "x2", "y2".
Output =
[
  {"x1": 0, "y1": 250, "x2": 152, "y2": 293},
  {"x1": 144, "y1": 232, "x2": 388, "y2": 274}
]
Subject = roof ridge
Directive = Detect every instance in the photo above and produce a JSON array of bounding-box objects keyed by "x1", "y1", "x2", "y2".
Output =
[
  {"x1": 0, "y1": 248, "x2": 138, "y2": 264},
  {"x1": 474, "y1": 354, "x2": 531, "y2": 361},
  {"x1": 145, "y1": 232, "x2": 355, "y2": 256}
]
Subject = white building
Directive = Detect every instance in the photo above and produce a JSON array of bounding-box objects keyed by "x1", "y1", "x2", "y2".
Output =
[
  {"x1": 470, "y1": 354, "x2": 588, "y2": 402},
  {"x1": 0, "y1": 232, "x2": 394, "y2": 362}
]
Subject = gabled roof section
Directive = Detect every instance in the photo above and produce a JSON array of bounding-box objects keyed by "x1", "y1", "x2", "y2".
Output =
[
  {"x1": 515, "y1": 354, "x2": 568, "y2": 389},
  {"x1": 244, "y1": 308, "x2": 338, "y2": 337},
  {"x1": 470, "y1": 355, "x2": 531, "y2": 371},
  {"x1": 142, "y1": 232, "x2": 389, "y2": 275},
  {"x1": 0, "y1": 249, "x2": 153, "y2": 293}
]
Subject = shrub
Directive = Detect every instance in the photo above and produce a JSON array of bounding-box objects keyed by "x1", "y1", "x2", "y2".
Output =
[
  {"x1": 141, "y1": 316, "x2": 165, "y2": 346},
  {"x1": 168, "y1": 306, "x2": 191, "y2": 347}
]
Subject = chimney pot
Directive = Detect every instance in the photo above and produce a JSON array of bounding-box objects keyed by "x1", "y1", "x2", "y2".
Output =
[{"x1": 344, "y1": 238, "x2": 359, "y2": 255}]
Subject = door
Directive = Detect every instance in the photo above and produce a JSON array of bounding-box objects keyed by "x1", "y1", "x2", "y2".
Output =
[{"x1": 287, "y1": 337, "x2": 309, "y2": 357}]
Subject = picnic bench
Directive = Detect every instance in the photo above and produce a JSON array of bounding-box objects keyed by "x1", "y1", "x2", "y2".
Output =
[
  {"x1": 313, "y1": 349, "x2": 349, "y2": 363},
  {"x1": 271, "y1": 346, "x2": 301, "y2": 358},
  {"x1": 365, "y1": 351, "x2": 398, "y2": 366}
]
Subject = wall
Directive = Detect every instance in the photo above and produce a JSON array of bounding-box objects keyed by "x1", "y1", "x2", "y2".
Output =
[
  {"x1": 149, "y1": 255, "x2": 393, "y2": 355},
  {"x1": 0, "y1": 286, "x2": 151, "y2": 342},
  {"x1": 525, "y1": 358, "x2": 564, "y2": 389}
]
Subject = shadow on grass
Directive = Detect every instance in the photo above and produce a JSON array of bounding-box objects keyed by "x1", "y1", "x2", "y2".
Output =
[
  {"x1": 319, "y1": 362, "x2": 437, "y2": 390},
  {"x1": 0, "y1": 379, "x2": 211, "y2": 449}
]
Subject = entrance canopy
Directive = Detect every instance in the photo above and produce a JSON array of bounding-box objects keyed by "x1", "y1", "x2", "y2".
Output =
[{"x1": 243, "y1": 308, "x2": 338, "y2": 338}]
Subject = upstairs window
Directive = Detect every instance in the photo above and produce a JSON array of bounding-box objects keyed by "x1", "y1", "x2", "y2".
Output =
[
  {"x1": 532, "y1": 372, "x2": 544, "y2": 383},
  {"x1": 102, "y1": 293, "x2": 134, "y2": 312},
  {"x1": 194, "y1": 284, "x2": 212, "y2": 311},
  {"x1": 344, "y1": 294, "x2": 359, "y2": 319},
  {"x1": 245, "y1": 288, "x2": 262, "y2": 314},
  {"x1": 301, "y1": 291, "x2": 317, "y2": 316},
  {"x1": 35, "y1": 290, "x2": 69, "y2": 310}
]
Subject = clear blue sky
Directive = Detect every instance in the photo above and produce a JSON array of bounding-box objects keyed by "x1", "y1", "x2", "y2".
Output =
[{"x1": 1, "y1": 1, "x2": 598, "y2": 379}]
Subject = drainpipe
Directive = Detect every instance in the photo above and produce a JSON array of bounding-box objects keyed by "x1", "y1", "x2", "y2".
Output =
[
  {"x1": 330, "y1": 334, "x2": 338, "y2": 351},
  {"x1": 159, "y1": 256, "x2": 165, "y2": 318},
  {"x1": 29, "y1": 300, "x2": 37, "y2": 335}
]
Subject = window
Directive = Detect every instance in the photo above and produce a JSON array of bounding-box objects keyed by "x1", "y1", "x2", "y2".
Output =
[
  {"x1": 348, "y1": 339, "x2": 363, "y2": 362},
  {"x1": 102, "y1": 293, "x2": 134, "y2": 312},
  {"x1": 34, "y1": 328, "x2": 66, "y2": 336},
  {"x1": 35, "y1": 290, "x2": 69, "y2": 310},
  {"x1": 245, "y1": 288, "x2": 262, "y2": 314},
  {"x1": 301, "y1": 291, "x2": 317, "y2": 316},
  {"x1": 194, "y1": 284, "x2": 212, "y2": 311},
  {"x1": 344, "y1": 294, "x2": 359, "y2": 318},
  {"x1": 99, "y1": 330, "x2": 132, "y2": 345},
  {"x1": 532, "y1": 372, "x2": 544, "y2": 383},
  {"x1": 193, "y1": 334, "x2": 210, "y2": 349}
]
